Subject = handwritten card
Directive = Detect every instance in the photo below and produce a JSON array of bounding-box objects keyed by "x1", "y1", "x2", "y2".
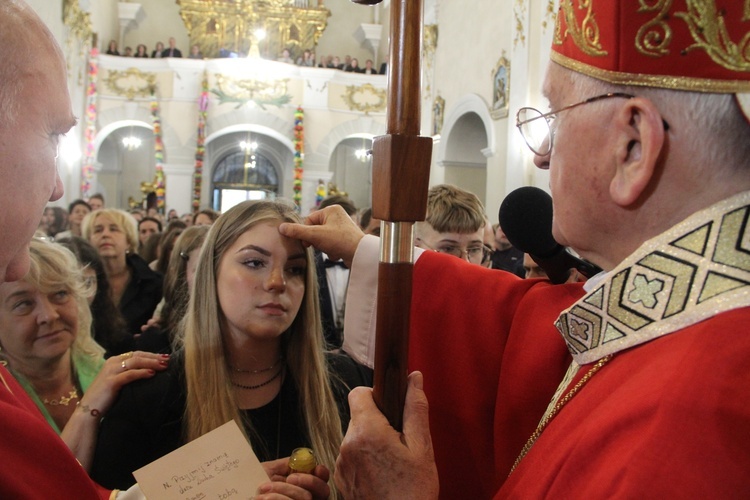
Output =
[{"x1": 133, "y1": 420, "x2": 268, "y2": 500}]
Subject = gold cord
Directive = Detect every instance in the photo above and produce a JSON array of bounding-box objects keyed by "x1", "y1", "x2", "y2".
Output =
[{"x1": 509, "y1": 354, "x2": 614, "y2": 475}]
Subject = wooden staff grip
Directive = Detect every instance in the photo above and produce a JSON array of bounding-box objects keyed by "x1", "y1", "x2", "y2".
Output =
[
  {"x1": 372, "y1": 262, "x2": 413, "y2": 431},
  {"x1": 371, "y1": 134, "x2": 432, "y2": 222}
]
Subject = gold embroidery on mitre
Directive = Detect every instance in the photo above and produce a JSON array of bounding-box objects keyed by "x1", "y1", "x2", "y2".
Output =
[
  {"x1": 636, "y1": 0, "x2": 674, "y2": 58},
  {"x1": 557, "y1": 191, "x2": 750, "y2": 364},
  {"x1": 555, "y1": 0, "x2": 607, "y2": 57},
  {"x1": 674, "y1": 1, "x2": 750, "y2": 72},
  {"x1": 550, "y1": 51, "x2": 750, "y2": 92},
  {"x1": 744, "y1": 0, "x2": 750, "y2": 22}
]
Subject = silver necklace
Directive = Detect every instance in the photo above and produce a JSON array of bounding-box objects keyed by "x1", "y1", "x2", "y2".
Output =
[{"x1": 230, "y1": 356, "x2": 283, "y2": 374}]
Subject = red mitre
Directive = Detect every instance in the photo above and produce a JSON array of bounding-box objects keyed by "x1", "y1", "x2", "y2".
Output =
[{"x1": 550, "y1": 1, "x2": 750, "y2": 94}]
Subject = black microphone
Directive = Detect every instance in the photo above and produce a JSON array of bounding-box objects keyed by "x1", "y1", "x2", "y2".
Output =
[{"x1": 498, "y1": 186, "x2": 602, "y2": 284}]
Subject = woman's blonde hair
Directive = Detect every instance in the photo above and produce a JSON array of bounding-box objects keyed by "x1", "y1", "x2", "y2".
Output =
[
  {"x1": 181, "y1": 199, "x2": 343, "y2": 495},
  {"x1": 13, "y1": 238, "x2": 104, "y2": 360},
  {"x1": 81, "y1": 208, "x2": 139, "y2": 253}
]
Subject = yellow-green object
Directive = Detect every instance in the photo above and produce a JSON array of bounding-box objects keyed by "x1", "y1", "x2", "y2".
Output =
[{"x1": 288, "y1": 447, "x2": 317, "y2": 474}]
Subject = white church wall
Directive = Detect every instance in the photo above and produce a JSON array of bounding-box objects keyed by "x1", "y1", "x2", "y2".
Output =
[{"x1": 28, "y1": 0, "x2": 560, "y2": 216}]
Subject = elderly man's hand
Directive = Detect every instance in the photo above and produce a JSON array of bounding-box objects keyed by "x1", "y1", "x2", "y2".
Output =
[
  {"x1": 279, "y1": 205, "x2": 365, "y2": 268},
  {"x1": 334, "y1": 372, "x2": 439, "y2": 500}
]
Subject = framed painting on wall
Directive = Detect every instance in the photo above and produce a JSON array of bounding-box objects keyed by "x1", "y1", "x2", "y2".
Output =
[
  {"x1": 491, "y1": 53, "x2": 510, "y2": 119},
  {"x1": 433, "y1": 95, "x2": 445, "y2": 135}
]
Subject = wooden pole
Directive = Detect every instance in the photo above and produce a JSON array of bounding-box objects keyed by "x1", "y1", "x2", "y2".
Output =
[{"x1": 350, "y1": 0, "x2": 432, "y2": 431}]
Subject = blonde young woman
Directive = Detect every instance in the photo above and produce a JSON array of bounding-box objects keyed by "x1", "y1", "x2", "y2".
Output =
[
  {"x1": 81, "y1": 208, "x2": 163, "y2": 338},
  {"x1": 0, "y1": 238, "x2": 167, "y2": 470},
  {"x1": 92, "y1": 200, "x2": 368, "y2": 496}
]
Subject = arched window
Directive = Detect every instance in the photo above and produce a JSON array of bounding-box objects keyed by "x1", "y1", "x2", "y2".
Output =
[{"x1": 212, "y1": 149, "x2": 278, "y2": 212}]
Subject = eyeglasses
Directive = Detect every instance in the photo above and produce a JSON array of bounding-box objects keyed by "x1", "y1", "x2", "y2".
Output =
[
  {"x1": 419, "y1": 239, "x2": 493, "y2": 265},
  {"x1": 516, "y1": 92, "x2": 635, "y2": 156}
]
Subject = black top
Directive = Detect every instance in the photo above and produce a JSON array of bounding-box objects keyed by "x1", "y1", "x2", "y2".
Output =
[
  {"x1": 161, "y1": 48, "x2": 183, "y2": 58},
  {"x1": 91, "y1": 351, "x2": 371, "y2": 490},
  {"x1": 491, "y1": 246, "x2": 525, "y2": 278},
  {"x1": 120, "y1": 253, "x2": 163, "y2": 336}
]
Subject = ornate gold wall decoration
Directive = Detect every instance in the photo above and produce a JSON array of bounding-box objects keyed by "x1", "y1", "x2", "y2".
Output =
[
  {"x1": 104, "y1": 68, "x2": 156, "y2": 100},
  {"x1": 514, "y1": 0, "x2": 526, "y2": 48},
  {"x1": 177, "y1": 0, "x2": 331, "y2": 60},
  {"x1": 103, "y1": 68, "x2": 157, "y2": 100},
  {"x1": 423, "y1": 24, "x2": 438, "y2": 58},
  {"x1": 63, "y1": 0, "x2": 93, "y2": 82},
  {"x1": 63, "y1": 0, "x2": 93, "y2": 45},
  {"x1": 422, "y1": 24, "x2": 438, "y2": 98},
  {"x1": 342, "y1": 83, "x2": 387, "y2": 114},
  {"x1": 542, "y1": 0, "x2": 557, "y2": 31},
  {"x1": 212, "y1": 73, "x2": 292, "y2": 109}
]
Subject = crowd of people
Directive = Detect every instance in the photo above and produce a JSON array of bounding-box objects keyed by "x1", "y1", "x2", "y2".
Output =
[
  {"x1": 31, "y1": 181, "x2": 578, "y2": 496},
  {"x1": 105, "y1": 37, "x2": 195, "y2": 59},
  {"x1": 3, "y1": 0, "x2": 749, "y2": 498},
  {"x1": 104, "y1": 37, "x2": 382, "y2": 72},
  {"x1": 258, "y1": 47, "x2": 385, "y2": 74}
]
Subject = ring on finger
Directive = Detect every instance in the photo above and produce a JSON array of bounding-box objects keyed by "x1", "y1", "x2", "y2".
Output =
[{"x1": 121, "y1": 360, "x2": 128, "y2": 371}]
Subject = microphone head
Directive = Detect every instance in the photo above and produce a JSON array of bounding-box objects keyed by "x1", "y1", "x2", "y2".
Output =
[{"x1": 498, "y1": 186, "x2": 559, "y2": 258}]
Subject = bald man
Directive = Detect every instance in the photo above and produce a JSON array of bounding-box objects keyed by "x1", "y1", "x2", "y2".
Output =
[{"x1": 0, "y1": 2, "x2": 112, "y2": 497}]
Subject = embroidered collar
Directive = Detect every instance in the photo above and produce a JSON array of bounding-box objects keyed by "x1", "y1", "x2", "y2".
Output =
[{"x1": 556, "y1": 191, "x2": 750, "y2": 364}]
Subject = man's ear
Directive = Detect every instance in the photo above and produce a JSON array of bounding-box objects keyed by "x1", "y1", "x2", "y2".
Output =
[{"x1": 609, "y1": 98, "x2": 666, "y2": 206}]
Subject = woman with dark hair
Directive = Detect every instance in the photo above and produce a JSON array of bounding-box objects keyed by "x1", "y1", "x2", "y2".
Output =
[
  {"x1": 43, "y1": 206, "x2": 68, "y2": 239},
  {"x1": 151, "y1": 219, "x2": 187, "y2": 275},
  {"x1": 192, "y1": 208, "x2": 219, "y2": 226},
  {"x1": 56, "y1": 237, "x2": 132, "y2": 356},
  {"x1": 139, "y1": 225, "x2": 211, "y2": 354},
  {"x1": 134, "y1": 44, "x2": 148, "y2": 58},
  {"x1": 105, "y1": 39, "x2": 119, "y2": 56},
  {"x1": 55, "y1": 200, "x2": 91, "y2": 240}
]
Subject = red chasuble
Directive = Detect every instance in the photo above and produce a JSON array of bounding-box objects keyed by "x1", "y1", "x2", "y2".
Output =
[
  {"x1": 496, "y1": 192, "x2": 750, "y2": 497},
  {"x1": 408, "y1": 251, "x2": 582, "y2": 500},
  {"x1": 498, "y1": 308, "x2": 750, "y2": 497},
  {"x1": 0, "y1": 365, "x2": 111, "y2": 499}
]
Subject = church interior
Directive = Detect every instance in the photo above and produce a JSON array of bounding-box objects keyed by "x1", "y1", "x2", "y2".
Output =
[{"x1": 33, "y1": 0, "x2": 555, "y2": 220}]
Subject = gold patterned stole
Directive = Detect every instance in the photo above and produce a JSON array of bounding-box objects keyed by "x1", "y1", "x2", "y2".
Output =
[{"x1": 556, "y1": 191, "x2": 750, "y2": 365}]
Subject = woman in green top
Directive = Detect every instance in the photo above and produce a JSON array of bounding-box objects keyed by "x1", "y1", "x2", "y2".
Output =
[{"x1": 0, "y1": 237, "x2": 167, "y2": 470}]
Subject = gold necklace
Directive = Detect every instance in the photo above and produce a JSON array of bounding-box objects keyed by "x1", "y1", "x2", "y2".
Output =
[
  {"x1": 231, "y1": 366, "x2": 284, "y2": 390},
  {"x1": 43, "y1": 389, "x2": 79, "y2": 406},
  {"x1": 509, "y1": 354, "x2": 614, "y2": 475}
]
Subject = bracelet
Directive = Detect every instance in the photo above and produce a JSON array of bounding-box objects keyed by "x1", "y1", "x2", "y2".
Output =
[{"x1": 76, "y1": 401, "x2": 101, "y2": 417}]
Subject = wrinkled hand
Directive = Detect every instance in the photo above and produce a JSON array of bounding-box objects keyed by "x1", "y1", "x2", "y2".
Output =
[
  {"x1": 334, "y1": 372, "x2": 439, "y2": 500},
  {"x1": 279, "y1": 205, "x2": 365, "y2": 268},
  {"x1": 79, "y1": 351, "x2": 168, "y2": 415},
  {"x1": 256, "y1": 457, "x2": 331, "y2": 500}
]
